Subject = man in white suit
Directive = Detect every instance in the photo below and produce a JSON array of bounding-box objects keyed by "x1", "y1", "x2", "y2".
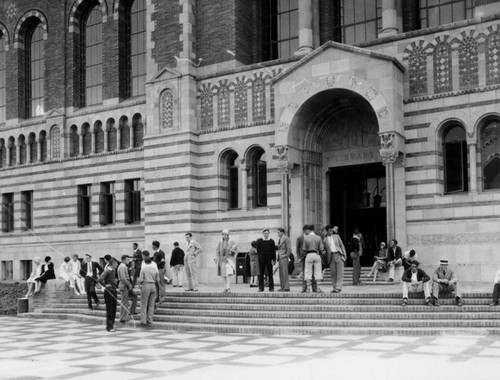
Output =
[
  {"x1": 276, "y1": 228, "x2": 292, "y2": 292},
  {"x1": 323, "y1": 225, "x2": 347, "y2": 293}
]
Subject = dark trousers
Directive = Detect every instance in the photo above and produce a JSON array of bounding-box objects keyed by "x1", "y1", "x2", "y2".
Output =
[
  {"x1": 350, "y1": 251, "x2": 361, "y2": 284},
  {"x1": 301, "y1": 260, "x2": 317, "y2": 292},
  {"x1": 132, "y1": 266, "x2": 141, "y2": 287},
  {"x1": 84, "y1": 276, "x2": 99, "y2": 309},
  {"x1": 258, "y1": 256, "x2": 274, "y2": 291},
  {"x1": 104, "y1": 287, "x2": 117, "y2": 331},
  {"x1": 493, "y1": 283, "x2": 500, "y2": 303}
]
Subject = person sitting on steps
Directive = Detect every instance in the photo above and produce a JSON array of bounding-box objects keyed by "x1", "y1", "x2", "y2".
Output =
[
  {"x1": 366, "y1": 242, "x2": 388, "y2": 281},
  {"x1": 432, "y1": 257, "x2": 463, "y2": 307},
  {"x1": 490, "y1": 269, "x2": 500, "y2": 306},
  {"x1": 401, "y1": 260, "x2": 432, "y2": 307}
]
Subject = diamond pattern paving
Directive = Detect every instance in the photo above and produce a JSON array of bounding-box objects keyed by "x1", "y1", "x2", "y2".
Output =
[{"x1": 0, "y1": 316, "x2": 499, "y2": 380}]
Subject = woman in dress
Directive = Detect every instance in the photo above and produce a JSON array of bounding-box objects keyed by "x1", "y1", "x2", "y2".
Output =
[
  {"x1": 68, "y1": 254, "x2": 84, "y2": 295},
  {"x1": 215, "y1": 229, "x2": 237, "y2": 293},
  {"x1": 35, "y1": 256, "x2": 56, "y2": 293},
  {"x1": 366, "y1": 242, "x2": 388, "y2": 281},
  {"x1": 248, "y1": 240, "x2": 259, "y2": 288},
  {"x1": 26, "y1": 257, "x2": 42, "y2": 297},
  {"x1": 59, "y1": 256, "x2": 71, "y2": 284}
]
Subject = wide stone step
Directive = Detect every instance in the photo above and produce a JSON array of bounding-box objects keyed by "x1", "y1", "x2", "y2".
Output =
[{"x1": 27, "y1": 309, "x2": 500, "y2": 328}]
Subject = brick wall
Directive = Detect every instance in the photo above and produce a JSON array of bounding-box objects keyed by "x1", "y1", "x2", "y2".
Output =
[
  {"x1": 234, "y1": 0, "x2": 257, "y2": 65},
  {"x1": 319, "y1": 0, "x2": 336, "y2": 45},
  {"x1": 151, "y1": 0, "x2": 181, "y2": 69}
]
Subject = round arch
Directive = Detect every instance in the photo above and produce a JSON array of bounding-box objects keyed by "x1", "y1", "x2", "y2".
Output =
[{"x1": 13, "y1": 10, "x2": 48, "y2": 47}]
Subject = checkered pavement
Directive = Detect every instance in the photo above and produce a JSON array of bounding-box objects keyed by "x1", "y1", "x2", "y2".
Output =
[{"x1": 1, "y1": 316, "x2": 500, "y2": 380}]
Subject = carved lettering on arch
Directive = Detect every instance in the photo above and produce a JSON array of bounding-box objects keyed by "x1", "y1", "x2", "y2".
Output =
[
  {"x1": 278, "y1": 121, "x2": 290, "y2": 132},
  {"x1": 376, "y1": 106, "x2": 389, "y2": 119},
  {"x1": 326, "y1": 74, "x2": 340, "y2": 88},
  {"x1": 364, "y1": 87, "x2": 378, "y2": 101},
  {"x1": 348, "y1": 76, "x2": 361, "y2": 89}
]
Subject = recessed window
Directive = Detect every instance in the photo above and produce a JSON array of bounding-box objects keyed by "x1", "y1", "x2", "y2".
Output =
[
  {"x1": 443, "y1": 125, "x2": 468, "y2": 193},
  {"x1": 249, "y1": 148, "x2": 267, "y2": 207},
  {"x1": 419, "y1": 0, "x2": 472, "y2": 29},
  {"x1": 77, "y1": 184, "x2": 92, "y2": 227},
  {"x1": 481, "y1": 120, "x2": 500, "y2": 190},
  {"x1": 1, "y1": 260, "x2": 13, "y2": 280},
  {"x1": 83, "y1": 6, "x2": 103, "y2": 106},
  {"x1": 129, "y1": 0, "x2": 146, "y2": 97},
  {"x1": 20, "y1": 260, "x2": 32, "y2": 280},
  {"x1": 125, "y1": 179, "x2": 141, "y2": 224},
  {"x1": 99, "y1": 182, "x2": 115, "y2": 226},
  {"x1": 339, "y1": 0, "x2": 381, "y2": 45},
  {"x1": 0, "y1": 34, "x2": 6, "y2": 123},
  {"x1": 2, "y1": 192, "x2": 14, "y2": 232},
  {"x1": 263, "y1": 0, "x2": 299, "y2": 60},
  {"x1": 21, "y1": 190, "x2": 33, "y2": 230},
  {"x1": 27, "y1": 22, "x2": 45, "y2": 117}
]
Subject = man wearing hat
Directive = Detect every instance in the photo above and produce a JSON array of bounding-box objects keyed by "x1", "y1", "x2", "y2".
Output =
[{"x1": 432, "y1": 257, "x2": 463, "y2": 306}]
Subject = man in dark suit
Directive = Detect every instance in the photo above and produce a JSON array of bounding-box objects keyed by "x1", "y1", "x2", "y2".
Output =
[
  {"x1": 132, "y1": 242, "x2": 142, "y2": 286},
  {"x1": 152, "y1": 241, "x2": 167, "y2": 302},
  {"x1": 79, "y1": 253, "x2": 103, "y2": 310},
  {"x1": 276, "y1": 228, "x2": 292, "y2": 292},
  {"x1": 388, "y1": 239, "x2": 403, "y2": 282}
]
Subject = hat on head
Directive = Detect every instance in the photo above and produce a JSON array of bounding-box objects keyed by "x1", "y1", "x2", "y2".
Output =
[
  {"x1": 222, "y1": 229, "x2": 229, "y2": 235},
  {"x1": 439, "y1": 257, "x2": 449, "y2": 265},
  {"x1": 262, "y1": 228, "x2": 269, "y2": 233}
]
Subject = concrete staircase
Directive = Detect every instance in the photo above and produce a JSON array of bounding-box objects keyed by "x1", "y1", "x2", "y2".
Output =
[
  {"x1": 19, "y1": 284, "x2": 500, "y2": 336},
  {"x1": 289, "y1": 267, "x2": 400, "y2": 287}
]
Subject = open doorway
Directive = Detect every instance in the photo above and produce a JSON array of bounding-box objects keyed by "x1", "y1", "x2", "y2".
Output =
[{"x1": 330, "y1": 163, "x2": 387, "y2": 266}]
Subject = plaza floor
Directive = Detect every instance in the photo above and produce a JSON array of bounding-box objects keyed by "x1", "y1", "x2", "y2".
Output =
[{"x1": 1, "y1": 316, "x2": 499, "y2": 380}]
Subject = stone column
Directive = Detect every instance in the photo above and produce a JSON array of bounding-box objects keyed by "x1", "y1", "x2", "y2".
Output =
[
  {"x1": 380, "y1": 0, "x2": 399, "y2": 37},
  {"x1": 79, "y1": 133, "x2": 84, "y2": 156},
  {"x1": 240, "y1": 162, "x2": 248, "y2": 211},
  {"x1": 46, "y1": 137, "x2": 51, "y2": 161},
  {"x1": 104, "y1": 128, "x2": 108, "y2": 152},
  {"x1": 296, "y1": 0, "x2": 314, "y2": 56},
  {"x1": 468, "y1": 142, "x2": 478, "y2": 193},
  {"x1": 15, "y1": 143, "x2": 20, "y2": 165},
  {"x1": 276, "y1": 146, "x2": 292, "y2": 234},
  {"x1": 27, "y1": 143, "x2": 31, "y2": 163},
  {"x1": 90, "y1": 131, "x2": 95, "y2": 153},
  {"x1": 117, "y1": 128, "x2": 122, "y2": 150},
  {"x1": 37, "y1": 140, "x2": 42, "y2": 162}
]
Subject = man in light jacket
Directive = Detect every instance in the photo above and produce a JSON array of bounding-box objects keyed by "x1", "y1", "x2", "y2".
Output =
[
  {"x1": 323, "y1": 225, "x2": 347, "y2": 293},
  {"x1": 432, "y1": 257, "x2": 462, "y2": 306}
]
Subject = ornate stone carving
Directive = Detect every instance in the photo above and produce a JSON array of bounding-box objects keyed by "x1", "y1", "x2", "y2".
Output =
[
  {"x1": 408, "y1": 232, "x2": 500, "y2": 245},
  {"x1": 275, "y1": 145, "x2": 288, "y2": 161},
  {"x1": 160, "y1": 89, "x2": 174, "y2": 129},
  {"x1": 326, "y1": 75, "x2": 340, "y2": 88},
  {"x1": 275, "y1": 145, "x2": 292, "y2": 174},
  {"x1": 380, "y1": 133, "x2": 395, "y2": 149},
  {"x1": 364, "y1": 86, "x2": 378, "y2": 101},
  {"x1": 348, "y1": 76, "x2": 361, "y2": 89}
]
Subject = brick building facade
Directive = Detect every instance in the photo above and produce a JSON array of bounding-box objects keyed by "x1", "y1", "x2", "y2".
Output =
[{"x1": 1, "y1": 0, "x2": 500, "y2": 283}]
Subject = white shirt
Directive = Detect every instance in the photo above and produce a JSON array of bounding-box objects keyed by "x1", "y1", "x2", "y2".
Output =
[
  {"x1": 142, "y1": 260, "x2": 158, "y2": 269},
  {"x1": 327, "y1": 235, "x2": 342, "y2": 252},
  {"x1": 411, "y1": 271, "x2": 418, "y2": 283},
  {"x1": 494, "y1": 270, "x2": 500, "y2": 284}
]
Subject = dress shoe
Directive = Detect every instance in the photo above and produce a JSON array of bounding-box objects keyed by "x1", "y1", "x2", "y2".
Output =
[
  {"x1": 258, "y1": 289, "x2": 264, "y2": 292},
  {"x1": 401, "y1": 298, "x2": 408, "y2": 306},
  {"x1": 388, "y1": 278, "x2": 394, "y2": 283},
  {"x1": 107, "y1": 329, "x2": 116, "y2": 333},
  {"x1": 489, "y1": 302, "x2": 498, "y2": 306},
  {"x1": 425, "y1": 297, "x2": 432, "y2": 306},
  {"x1": 456, "y1": 298, "x2": 463, "y2": 307}
]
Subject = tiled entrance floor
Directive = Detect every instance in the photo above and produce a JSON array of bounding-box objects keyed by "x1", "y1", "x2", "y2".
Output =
[{"x1": 1, "y1": 316, "x2": 499, "y2": 380}]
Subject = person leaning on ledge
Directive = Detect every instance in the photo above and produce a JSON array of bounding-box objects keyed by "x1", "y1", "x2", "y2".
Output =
[
  {"x1": 401, "y1": 260, "x2": 432, "y2": 307},
  {"x1": 432, "y1": 257, "x2": 462, "y2": 307}
]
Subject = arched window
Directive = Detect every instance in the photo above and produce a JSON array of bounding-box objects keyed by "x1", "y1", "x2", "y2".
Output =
[
  {"x1": 18, "y1": 135, "x2": 27, "y2": 165},
  {"x1": 94, "y1": 121, "x2": 104, "y2": 153},
  {"x1": 119, "y1": 116, "x2": 130, "y2": 149},
  {"x1": 83, "y1": 6, "x2": 103, "y2": 106},
  {"x1": 443, "y1": 125, "x2": 468, "y2": 193},
  {"x1": 26, "y1": 22, "x2": 44, "y2": 117},
  {"x1": 107, "y1": 118, "x2": 117, "y2": 151},
  {"x1": 8, "y1": 136, "x2": 15, "y2": 166},
  {"x1": 69, "y1": 125, "x2": 79, "y2": 157},
  {"x1": 221, "y1": 150, "x2": 239, "y2": 210},
  {"x1": 28, "y1": 133, "x2": 37, "y2": 162},
  {"x1": 481, "y1": 119, "x2": 500, "y2": 190},
  {"x1": 0, "y1": 139, "x2": 5, "y2": 167},
  {"x1": 0, "y1": 33, "x2": 6, "y2": 123},
  {"x1": 249, "y1": 147, "x2": 267, "y2": 207},
  {"x1": 82, "y1": 123, "x2": 91, "y2": 155},
  {"x1": 39, "y1": 131, "x2": 47, "y2": 161},
  {"x1": 128, "y1": 0, "x2": 146, "y2": 97},
  {"x1": 132, "y1": 113, "x2": 143, "y2": 147}
]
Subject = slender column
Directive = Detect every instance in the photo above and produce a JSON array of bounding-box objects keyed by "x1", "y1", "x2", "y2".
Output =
[
  {"x1": 117, "y1": 128, "x2": 122, "y2": 150},
  {"x1": 79, "y1": 133, "x2": 84, "y2": 156},
  {"x1": 380, "y1": 0, "x2": 399, "y2": 37},
  {"x1": 37, "y1": 140, "x2": 42, "y2": 161},
  {"x1": 280, "y1": 171, "x2": 290, "y2": 234},
  {"x1": 104, "y1": 129, "x2": 108, "y2": 152},
  {"x1": 130, "y1": 126, "x2": 134, "y2": 148},
  {"x1": 15, "y1": 143, "x2": 20, "y2": 165},
  {"x1": 468, "y1": 142, "x2": 478, "y2": 193},
  {"x1": 46, "y1": 137, "x2": 51, "y2": 161},
  {"x1": 90, "y1": 131, "x2": 95, "y2": 153},
  {"x1": 296, "y1": 0, "x2": 313, "y2": 55},
  {"x1": 27, "y1": 143, "x2": 31, "y2": 163},
  {"x1": 240, "y1": 166, "x2": 248, "y2": 211},
  {"x1": 384, "y1": 159, "x2": 396, "y2": 242}
]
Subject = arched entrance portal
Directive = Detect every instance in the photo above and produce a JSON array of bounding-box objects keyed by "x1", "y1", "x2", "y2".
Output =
[{"x1": 286, "y1": 88, "x2": 387, "y2": 263}]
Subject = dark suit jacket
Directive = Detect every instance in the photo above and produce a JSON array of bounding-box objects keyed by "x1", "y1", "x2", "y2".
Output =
[
  {"x1": 402, "y1": 268, "x2": 430, "y2": 283},
  {"x1": 388, "y1": 246, "x2": 402, "y2": 262},
  {"x1": 79, "y1": 261, "x2": 102, "y2": 279},
  {"x1": 133, "y1": 248, "x2": 143, "y2": 269}
]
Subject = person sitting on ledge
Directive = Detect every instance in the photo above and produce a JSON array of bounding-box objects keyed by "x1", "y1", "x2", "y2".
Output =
[
  {"x1": 34, "y1": 256, "x2": 56, "y2": 294},
  {"x1": 402, "y1": 249, "x2": 418, "y2": 271},
  {"x1": 26, "y1": 257, "x2": 42, "y2": 297},
  {"x1": 366, "y1": 242, "x2": 388, "y2": 281},
  {"x1": 401, "y1": 260, "x2": 432, "y2": 306},
  {"x1": 432, "y1": 257, "x2": 462, "y2": 307},
  {"x1": 490, "y1": 269, "x2": 500, "y2": 306}
]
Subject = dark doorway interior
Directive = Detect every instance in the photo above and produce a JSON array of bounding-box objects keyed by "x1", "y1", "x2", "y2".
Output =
[{"x1": 330, "y1": 163, "x2": 387, "y2": 267}]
